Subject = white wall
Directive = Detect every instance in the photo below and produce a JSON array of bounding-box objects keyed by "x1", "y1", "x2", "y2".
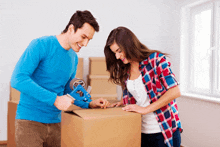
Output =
[{"x1": 0, "y1": 0, "x2": 180, "y2": 141}]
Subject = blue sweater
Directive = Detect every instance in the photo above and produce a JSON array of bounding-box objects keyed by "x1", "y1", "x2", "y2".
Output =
[{"x1": 10, "y1": 36, "x2": 90, "y2": 123}]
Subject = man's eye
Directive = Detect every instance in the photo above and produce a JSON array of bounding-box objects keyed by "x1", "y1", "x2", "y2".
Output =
[
  {"x1": 82, "y1": 36, "x2": 86, "y2": 39},
  {"x1": 119, "y1": 50, "x2": 122, "y2": 53}
]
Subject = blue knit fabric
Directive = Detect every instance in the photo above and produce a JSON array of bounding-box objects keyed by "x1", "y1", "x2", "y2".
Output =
[{"x1": 11, "y1": 36, "x2": 89, "y2": 123}]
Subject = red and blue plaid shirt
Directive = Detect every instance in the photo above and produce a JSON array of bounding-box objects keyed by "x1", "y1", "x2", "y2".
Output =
[{"x1": 123, "y1": 52, "x2": 182, "y2": 147}]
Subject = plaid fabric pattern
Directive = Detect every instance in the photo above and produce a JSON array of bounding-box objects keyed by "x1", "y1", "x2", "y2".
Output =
[{"x1": 123, "y1": 52, "x2": 182, "y2": 147}]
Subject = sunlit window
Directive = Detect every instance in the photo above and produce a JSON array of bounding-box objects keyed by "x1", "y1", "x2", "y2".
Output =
[{"x1": 181, "y1": 0, "x2": 220, "y2": 98}]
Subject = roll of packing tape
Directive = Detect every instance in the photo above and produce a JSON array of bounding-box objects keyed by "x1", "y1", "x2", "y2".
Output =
[{"x1": 69, "y1": 78, "x2": 87, "y2": 90}]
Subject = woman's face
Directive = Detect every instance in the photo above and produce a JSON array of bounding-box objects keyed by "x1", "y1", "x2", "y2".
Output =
[{"x1": 110, "y1": 42, "x2": 129, "y2": 64}]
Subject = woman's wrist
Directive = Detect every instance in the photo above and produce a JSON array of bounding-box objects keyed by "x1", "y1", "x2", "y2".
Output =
[{"x1": 143, "y1": 106, "x2": 151, "y2": 114}]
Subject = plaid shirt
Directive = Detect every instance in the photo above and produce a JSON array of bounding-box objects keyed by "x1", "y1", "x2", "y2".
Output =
[{"x1": 123, "y1": 52, "x2": 182, "y2": 147}]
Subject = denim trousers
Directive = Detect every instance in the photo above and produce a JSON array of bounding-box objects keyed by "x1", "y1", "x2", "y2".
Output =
[
  {"x1": 15, "y1": 119, "x2": 61, "y2": 147},
  {"x1": 141, "y1": 129, "x2": 181, "y2": 147}
]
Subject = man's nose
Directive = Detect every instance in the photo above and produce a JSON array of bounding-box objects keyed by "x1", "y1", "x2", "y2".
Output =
[{"x1": 83, "y1": 39, "x2": 89, "y2": 47}]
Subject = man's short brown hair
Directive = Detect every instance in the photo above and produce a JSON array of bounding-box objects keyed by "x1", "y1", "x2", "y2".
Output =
[{"x1": 62, "y1": 10, "x2": 99, "y2": 33}]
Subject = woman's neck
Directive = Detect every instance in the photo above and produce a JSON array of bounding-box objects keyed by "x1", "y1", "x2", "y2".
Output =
[
  {"x1": 130, "y1": 61, "x2": 139, "y2": 71},
  {"x1": 129, "y1": 61, "x2": 140, "y2": 80}
]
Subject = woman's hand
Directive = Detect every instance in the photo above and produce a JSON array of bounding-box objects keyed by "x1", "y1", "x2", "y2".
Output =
[
  {"x1": 122, "y1": 104, "x2": 148, "y2": 115},
  {"x1": 108, "y1": 101, "x2": 124, "y2": 108},
  {"x1": 89, "y1": 98, "x2": 110, "y2": 109}
]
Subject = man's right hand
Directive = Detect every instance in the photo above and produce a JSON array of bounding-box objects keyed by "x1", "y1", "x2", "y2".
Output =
[{"x1": 54, "y1": 95, "x2": 74, "y2": 111}]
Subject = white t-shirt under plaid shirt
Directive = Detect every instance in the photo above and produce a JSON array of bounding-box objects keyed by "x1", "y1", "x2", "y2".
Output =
[{"x1": 127, "y1": 74, "x2": 161, "y2": 134}]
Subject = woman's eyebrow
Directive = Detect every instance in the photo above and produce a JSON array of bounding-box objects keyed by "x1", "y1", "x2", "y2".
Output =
[{"x1": 115, "y1": 48, "x2": 120, "y2": 52}]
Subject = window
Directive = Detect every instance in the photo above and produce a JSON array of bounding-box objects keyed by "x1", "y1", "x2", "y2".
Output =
[{"x1": 180, "y1": 0, "x2": 220, "y2": 99}]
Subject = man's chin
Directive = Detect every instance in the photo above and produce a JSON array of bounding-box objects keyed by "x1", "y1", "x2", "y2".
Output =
[{"x1": 72, "y1": 47, "x2": 80, "y2": 52}]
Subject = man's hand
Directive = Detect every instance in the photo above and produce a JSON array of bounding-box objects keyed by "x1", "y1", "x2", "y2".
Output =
[
  {"x1": 89, "y1": 98, "x2": 110, "y2": 109},
  {"x1": 54, "y1": 95, "x2": 74, "y2": 111}
]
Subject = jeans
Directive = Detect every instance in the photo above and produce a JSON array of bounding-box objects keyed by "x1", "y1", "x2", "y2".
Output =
[
  {"x1": 141, "y1": 129, "x2": 181, "y2": 147},
  {"x1": 15, "y1": 119, "x2": 61, "y2": 147}
]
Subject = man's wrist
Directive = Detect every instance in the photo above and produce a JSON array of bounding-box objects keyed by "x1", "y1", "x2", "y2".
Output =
[{"x1": 89, "y1": 101, "x2": 93, "y2": 108}]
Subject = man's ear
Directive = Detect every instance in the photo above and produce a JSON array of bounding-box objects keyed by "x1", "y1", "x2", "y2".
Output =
[{"x1": 68, "y1": 24, "x2": 75, "y2": 33}]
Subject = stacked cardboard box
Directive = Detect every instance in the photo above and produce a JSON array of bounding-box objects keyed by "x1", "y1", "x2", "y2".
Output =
[
  {"x1": 76, "y1": 58, "x2": 83, "y2": 79},
  {"x1": 88, "y1": 57, "x2": 117, "y2": 100},
  {"x1": 7, "y1": 101, "x2": 18, "y2": 147}
]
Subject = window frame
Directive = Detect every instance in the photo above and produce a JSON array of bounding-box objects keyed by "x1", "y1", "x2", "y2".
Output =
[{"x1": 180, "y1": 0, "x2": 220, "y2": 101}]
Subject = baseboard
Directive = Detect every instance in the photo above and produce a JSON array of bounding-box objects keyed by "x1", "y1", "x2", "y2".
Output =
[{"x1": 0, "y1": 141, "x2": 7, "y2": 145}]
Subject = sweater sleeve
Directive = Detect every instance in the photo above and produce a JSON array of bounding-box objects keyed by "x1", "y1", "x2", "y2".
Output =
[{"x1": 10, "y1": 39, "x2": 57, "y2": 106}]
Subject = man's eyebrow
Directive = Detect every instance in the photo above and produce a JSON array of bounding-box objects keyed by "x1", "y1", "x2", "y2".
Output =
[{"x1": 83, "y1": 34, "x2": 93, "y2": 40}]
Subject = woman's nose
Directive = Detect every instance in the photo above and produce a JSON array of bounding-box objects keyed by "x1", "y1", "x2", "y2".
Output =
[{"x1": 115, "y1": 53, "x2": 120, "y2": 59}]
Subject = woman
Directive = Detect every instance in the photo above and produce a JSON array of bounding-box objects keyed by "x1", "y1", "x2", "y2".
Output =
[{"x1": 104, "y1": 26, "x2": 182, "y2": 147}]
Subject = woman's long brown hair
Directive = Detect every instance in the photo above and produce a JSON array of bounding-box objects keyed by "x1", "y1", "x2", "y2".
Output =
[{"x1": 104, "y1": 27, "x2": 167, "y2": 88}]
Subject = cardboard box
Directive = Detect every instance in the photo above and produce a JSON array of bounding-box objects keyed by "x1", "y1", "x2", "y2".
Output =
[
  {"x1": 8, "y1": 101, "x2": 140, "y2": 147},
  {"x1": 88, "y1": 75, "x2": 117, "y2": 95},
  {"x1": 7, "y1": 101, "x2": 18, "y2": 147},
  {"x1": 75, "y1": 58, "x2": 84, "y2": 79},
  {"x1": 61, "y1": 108, "x2": 141, "y2": 147},
  {"x1": 10, "y1": 86, "x2": 20, "y2": 102},
  {"x1": 89, "y1": 57, "x2": 109, "y2": 75},
  {"x1": 90, "y1": 94, "x2": 117, "y2": 101}
]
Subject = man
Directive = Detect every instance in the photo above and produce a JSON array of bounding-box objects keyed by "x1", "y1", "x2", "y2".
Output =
[{"x1": 10, "y1": 10, "x2": 109, "y2": 147}]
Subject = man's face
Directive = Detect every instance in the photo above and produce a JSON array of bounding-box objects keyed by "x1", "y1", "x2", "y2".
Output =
[{"x1": 68, "y1": 23, "x2": 95, "y2": 52}]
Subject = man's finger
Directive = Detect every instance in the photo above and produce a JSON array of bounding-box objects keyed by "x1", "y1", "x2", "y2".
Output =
[
  {"x1": 116, "y1": 102, "x2": 121, "y2": 107},
  {"x1": 104, "y1": 101, "x2": 109, "y2": 109},
  {"x1": 102, "y1": 100, "x2": 108, "y2": 109},
  {"x1": 98, "y1": 100, "x2": 105, "y2": 108}
]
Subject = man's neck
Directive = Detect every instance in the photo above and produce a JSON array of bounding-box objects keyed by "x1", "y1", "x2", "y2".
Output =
[{"x1": 56, "y1": 33, "x2": 70, "y2": 50}]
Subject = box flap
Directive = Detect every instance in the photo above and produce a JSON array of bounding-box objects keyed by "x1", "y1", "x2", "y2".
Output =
[
  {"x1": 65, "y1": 104, "x2": 83, "y2": 112},
  {"x1": 72, "y1": 107, "x2": 138, "y2": 120}
]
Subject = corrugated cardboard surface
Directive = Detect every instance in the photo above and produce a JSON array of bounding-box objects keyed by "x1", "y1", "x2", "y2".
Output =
[
  {"x1": 7, "y1": 101, "x2": 18, "y2": 147},
  {"x1": 75, "y1": 58, "x2": 83, "y2": 79},
  {"x1": 9, "y1": 86, "x2": 20, "y2": 102},
  {"x1": 90, "y1": 94, "x2": 117, "y2": 100},
  {"x1": 88, "y1": 75, "x2": 117, "y2": 95},
  {"x1": 61, "y1": 108, "x2": 141, "y2": 147},
  {"x1": 89, "y1": 57, "x2": 109, "y2": 75}
]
